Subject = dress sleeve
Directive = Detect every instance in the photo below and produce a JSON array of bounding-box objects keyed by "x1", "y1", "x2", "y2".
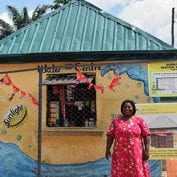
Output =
[
  {"x1": 138, "y1": 117, "x2": 150, "y2": 137},
  {"x1": 106, "y1": 119, "x2": 116, "y2": 138}
]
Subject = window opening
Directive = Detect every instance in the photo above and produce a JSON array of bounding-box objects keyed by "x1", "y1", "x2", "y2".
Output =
[{"x1": 46, "y1": 73, "x2": 96, "y2": 127}]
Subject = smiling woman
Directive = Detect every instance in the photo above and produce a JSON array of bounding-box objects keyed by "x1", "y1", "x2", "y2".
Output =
[{"x1": 106, "y1": 100, "x2": 151, "y2": 177}]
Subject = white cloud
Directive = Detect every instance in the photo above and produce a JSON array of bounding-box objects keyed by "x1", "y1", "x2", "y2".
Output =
[
  {"x1": 87, "y1": 0, "x2": 122, "y2": 11},
  {"x1": 87, "y1": 0, "x2": 177, "y2": 48},
  {"x1": 117, "y1": 0, "x2": 177, "y2": 48},
  {"x1": 0, "y1": 12, "x2": 13, "y2": 26}
]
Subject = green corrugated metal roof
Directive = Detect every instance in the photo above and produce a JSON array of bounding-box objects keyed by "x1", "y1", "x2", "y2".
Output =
[{"x1": 0, "y1": 0, "x2": 174, "y2": 55}]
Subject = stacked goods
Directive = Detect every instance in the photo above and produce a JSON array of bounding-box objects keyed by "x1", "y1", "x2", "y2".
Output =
[{"x1": 48, "y1": 101, "x2": 59, "y2": 126}]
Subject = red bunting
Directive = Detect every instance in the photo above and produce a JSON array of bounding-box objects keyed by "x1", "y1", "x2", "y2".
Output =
[
  {"x1": 12, "y1": 84, "x2": 20, "y2": 94},
  {"x1": 76, "y1": 69, "x2": 121, "y2": 93},
  {"x1": 76, "y1": 68, "x2": 85, "y2": 82},
  {"x1": 32, "y1": 99, "x2": 39, "y2": 106},
  {"x1": 8, "y1": 84, "x2": 20, "y2": 101},
  {"x1": 0, "y1": 69, "x2": 121, "y2": 107},
  {"x1": 19, "y1": 90, "x2": 26, "y2": 99},
  {"x1": 76, "y1": 68, "x2": 95, "y2": 89},
  {"x1": 84, "y1": 77, "x2": 93, "y2": 89},
  {"x1": 108, "y1": 73, "x2": 121, "y2": 92},
  {"x1": 0, "y1": 74, "x2": 38, "y2": 106},
  {"x1": 29, "y1": 93, "x2": 39, "y2": 106},
  {"x1": 83, "y1": 77, "x2": 90, "y2": 83},
  {"x1": 94, "y1": 85, "x2": 104, "y2": 94},
  {"x1": 20, "y1": 90, "x2": 26, "y2": 97},
  {"x1": 88, "y1": 82, "x2": 93, "y2": 89},
  {"x1": 2, "y1": 74, "x2": 12, "y2": 86}
]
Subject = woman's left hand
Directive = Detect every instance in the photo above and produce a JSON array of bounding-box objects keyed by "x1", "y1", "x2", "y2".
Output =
[{"x1": 143, "y1": 135, "x2": 150, "y2": 161}]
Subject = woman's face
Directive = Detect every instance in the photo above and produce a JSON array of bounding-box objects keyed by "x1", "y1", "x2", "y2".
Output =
[{"x1": 122, "y1": 102, "x2": 134, "y2": 116}]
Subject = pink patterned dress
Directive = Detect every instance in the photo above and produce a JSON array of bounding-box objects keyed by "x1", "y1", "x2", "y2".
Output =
[{"x1": 107, "y1": 116, "x2": 151, "y2": 177}]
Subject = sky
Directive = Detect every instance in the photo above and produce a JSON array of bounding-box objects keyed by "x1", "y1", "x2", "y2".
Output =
[{"x1": 0, "y1": 0, "x2": 177, "y2": 48}]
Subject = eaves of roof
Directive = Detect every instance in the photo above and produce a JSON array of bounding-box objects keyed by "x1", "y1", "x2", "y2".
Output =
[{"x1": 0, "y1": 50, "x2": 177, "y2": 64}]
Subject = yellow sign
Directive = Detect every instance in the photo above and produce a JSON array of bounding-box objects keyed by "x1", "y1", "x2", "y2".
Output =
[
  {"x1": 150, "y1": 148, "x2": 177, "y2": 159},
  {"x1": 136, "y1": 103, "x2": 177, "y2": 159},
  {"x1": 136, "y1": 103, "x2": 177, "y2": 114},
  {"x1": 148, "y1": 61, "x2": 177, "y2": 97}
]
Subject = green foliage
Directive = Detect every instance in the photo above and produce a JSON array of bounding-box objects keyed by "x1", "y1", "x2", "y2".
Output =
[
  {"x1": 0, "y1": 0, "x2": 71, "y2": 40},
  {"x1": 50, "y1": 0, "x2": 70, "y2": 10},
  {"x1": 0, "y1": 19, "x2": 14, "y2": 40},
  {"x1": 32, "y1": 5, "x2": 49, "y2": 21},
  {"x1": 0, "y1": 5, "x2": 49, "y2": 39}
]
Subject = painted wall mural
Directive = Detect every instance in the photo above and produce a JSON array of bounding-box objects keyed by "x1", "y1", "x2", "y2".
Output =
[
  {"x1": 101, "y1": 63, "x2": 160, "y2": 102},
  {"x1": 0, "y1": 62, "x2": 171, "y2": 176},
  {"x1": 0, "y1": 141, "x2": 160, "y2": 177}
]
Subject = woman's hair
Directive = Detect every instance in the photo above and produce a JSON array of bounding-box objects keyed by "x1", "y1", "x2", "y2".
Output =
[{"x1": 121, "y1": 100, "x2": 136, "y2": 115}]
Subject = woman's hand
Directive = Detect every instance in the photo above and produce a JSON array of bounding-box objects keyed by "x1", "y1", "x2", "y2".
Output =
[
  {"x1": 143, "y1": 150, "x2": 149, "y2": 161},
  {"x1": 106, "y1": 135, "x2": 114, "y2": 160},
  {"x1": 143, "y1": 135, "x2": 150, "y2": 161},
  {"x1": 105, "y1": 149, "x2": 111, "y2": 160}
]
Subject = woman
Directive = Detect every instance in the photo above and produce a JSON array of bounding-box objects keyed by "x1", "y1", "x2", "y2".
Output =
[{"x1": 105, "y1": 100, "x2": 151, "y2": 177}]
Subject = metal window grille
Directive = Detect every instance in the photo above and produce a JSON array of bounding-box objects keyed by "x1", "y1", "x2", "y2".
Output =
[{"x1": 46, "y1": 73, "x2": 96, "y2": 127}]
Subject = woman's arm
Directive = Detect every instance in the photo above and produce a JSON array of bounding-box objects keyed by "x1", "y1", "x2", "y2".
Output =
[
  {"x1": 143, "y1": 135, "x2": 151, "y2": 161},
  {"x1": 105, "y1": 135, "x2": 114, "y2": 159}
]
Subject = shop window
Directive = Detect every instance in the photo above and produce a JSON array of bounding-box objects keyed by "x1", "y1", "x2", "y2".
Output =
[{"x1": 45, "y1": 74, "x2": 96, "y2": 127}]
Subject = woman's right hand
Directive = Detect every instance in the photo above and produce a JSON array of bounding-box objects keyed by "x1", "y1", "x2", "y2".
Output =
[
  {"x1": 105, "y1": 149, "x2": 111, "y2": 160},
  {"x1": 143, "y1": 150, "x2": 149, "y2": 161}
]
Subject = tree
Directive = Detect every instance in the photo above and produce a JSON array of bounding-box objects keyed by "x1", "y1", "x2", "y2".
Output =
[
  {"x1": 0, "y1": 5, "x2": 49, "y2": 39},
  {"x1": 0, "y1": 19, "x2": 14, "y2": 40},
  {"x1": 50, "y1": 0, "x2": 70, "y2": 10}
]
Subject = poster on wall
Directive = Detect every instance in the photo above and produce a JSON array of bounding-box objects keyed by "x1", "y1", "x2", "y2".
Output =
[
  {"x1": 136, "y1": 103, "x2": 177, "y2": 160},
  {"x1": 148, "y1": 61, "x2": 177, "y2": 97}
]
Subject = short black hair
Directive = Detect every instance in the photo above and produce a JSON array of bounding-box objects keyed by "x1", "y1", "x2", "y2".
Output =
[{"x1": 121, "y1": 100, "x2": 136, "y2": 115}]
